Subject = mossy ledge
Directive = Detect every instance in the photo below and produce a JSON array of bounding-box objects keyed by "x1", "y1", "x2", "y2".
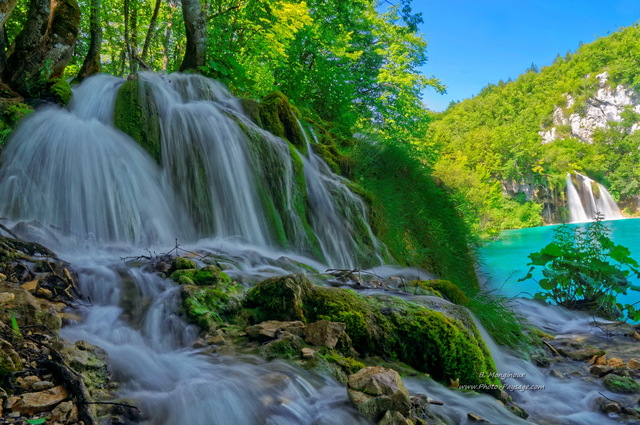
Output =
[
  {"x1": 114, "y1": 77, "x2": 162, "y2": 162},
  {"x1": 244, "y1": 274, "x2": 498, "y2": 387}
]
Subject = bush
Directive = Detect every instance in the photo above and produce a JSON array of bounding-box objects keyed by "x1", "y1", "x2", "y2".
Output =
[{"x1": 520, "y1": 214, "x2": 640, "y2": 320}]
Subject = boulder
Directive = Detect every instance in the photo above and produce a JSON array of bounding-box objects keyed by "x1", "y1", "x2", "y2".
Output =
[
  {"x1": 379, "y1": 410, "x2": 414, "y2": 425},
  {"x1": 245, "y1": 274, "x2": 313, "y2": 322},
  {"x1": 246, "y1": 320, "x2": 305, "y2": 342},
  {"x1": 12, "y1": 385, "x2": 68, "y2": 414},
  {"x1": 347, "y1": 366, "x2": 411, "y2": 421},
  {"x1": 602, "y1": 374, "x2": 640, "y2": 394},
  {"x1": 628, "y1": 358, "x2": 640, "y2": 370},
  {"x1": 589, "y1": 365, "x2": 613, "y2": 377},
  {"x1": 304, "y1": 320, "x2": 346, "y2": 349}
]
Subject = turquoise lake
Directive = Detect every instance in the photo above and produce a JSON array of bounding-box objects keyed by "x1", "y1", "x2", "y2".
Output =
[{"x1": 479, "y1": 218, "x2": 640, "y2": 309}]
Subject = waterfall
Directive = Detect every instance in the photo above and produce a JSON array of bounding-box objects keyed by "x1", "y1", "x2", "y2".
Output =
[
  {"x1": 0, "y1": 72, "x2": 382, "y2": 268},
  {"x1": 566, "y1": 172, "x2": 623, "y2": 223}
]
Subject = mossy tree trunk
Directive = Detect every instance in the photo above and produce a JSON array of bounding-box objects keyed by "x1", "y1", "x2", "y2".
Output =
[
  {"x1": 180, "y1": 0, "x2": 206, "y2": 72},
  {"x1": 0, "y1": 0, "x2": 19, "y2": 76},
  {"x1": 3, "y1": 0, "x2": 80, "y2": 95},
  {"x1": 78, "y1": 0, "x2": 102, "y2": 79}
]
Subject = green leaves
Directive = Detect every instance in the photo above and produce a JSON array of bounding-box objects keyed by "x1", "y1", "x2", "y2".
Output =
[{"x1": 521, "y1": 216, "x2": 640, "y2": 321}]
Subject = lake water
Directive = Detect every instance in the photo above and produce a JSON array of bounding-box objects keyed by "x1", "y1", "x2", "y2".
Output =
[{"x1": 479, "y1": 218, "x2": 640, "y2": 310}]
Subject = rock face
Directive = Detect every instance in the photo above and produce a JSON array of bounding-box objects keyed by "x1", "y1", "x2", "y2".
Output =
[
  {"x1": 540, "y1": 72, "x2": 640, "y2": 143},
  {"x1": 347, "y1": 366, "x2": 411, "y2": 421}
]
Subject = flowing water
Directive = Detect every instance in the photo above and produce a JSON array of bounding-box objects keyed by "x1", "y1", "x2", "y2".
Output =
[
  {"x1": 566, "y1": 172, "x2": 623, "y2": 223},
  {"x1": 0, "y1": 73, "x2": 626, "y2": 424}
]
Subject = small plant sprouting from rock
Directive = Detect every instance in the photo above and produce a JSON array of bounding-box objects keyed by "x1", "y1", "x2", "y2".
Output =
[{"x1": 520, "y1": 213, "x2": 640, "y2": 321}]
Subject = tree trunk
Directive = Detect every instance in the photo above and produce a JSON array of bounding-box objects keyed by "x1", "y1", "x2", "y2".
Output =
[
  {"x1": 4, "y1": 0, "x2": 80, "y2": 95},
  {"x1": 0, "y1": 0, "x2": 19, "y2": 76},
  {"x1": 78, "y1": 0, "x2": 102, "y2": 79},
  {"x1": 141, "y1": 0, "x2": 161, "y2": 62},
  {"x1": 180, "y1": 0, "x2": 206, "y2": 72}
]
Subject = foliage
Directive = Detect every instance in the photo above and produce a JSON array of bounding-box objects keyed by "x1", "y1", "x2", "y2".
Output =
[
  {"x1": 520, "y1": 215, "x2": 640, "y2": 321},
  {"x1": 429, "y1": 24, "x2": 640, "y2": 235},
  {"x1": 467, "y1": 290, "x2": 528, "y2": 349},
  {"x1": 346, "y1": 139, "x2": 478, "y2": 291}
]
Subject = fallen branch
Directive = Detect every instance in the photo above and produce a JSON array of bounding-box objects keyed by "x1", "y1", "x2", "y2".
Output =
[{"x1": 542, "y1": 340, "x2": 561, "y2": 356}]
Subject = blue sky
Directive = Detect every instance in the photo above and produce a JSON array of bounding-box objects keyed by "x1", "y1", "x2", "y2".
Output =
[{"x1": 416, "y1": 1, "x2": 640, "y2": 112}]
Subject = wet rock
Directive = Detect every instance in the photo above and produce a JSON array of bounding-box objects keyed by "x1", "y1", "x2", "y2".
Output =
[
  {"x1": 629, "y1": 358, "x2": 640, "y2": 370},
  {"x1": 0, "y1": 292, "x2": 15, "y2": 305},
  {"x1": 246, "y1": 320, "x2": 305, "y2": 342},
  {"x1": 171, "y1": 256, "x2": 197, "y2": 272},
  {"x1": 0, "y1": 282, "x2": 62, "y2": 332},
  {"x1": 549, "y1": 369, "x2": 564, "y2": 379},
  {"x1": 244, "y1": 274, "x2": 313, "y2": 322},
  {"x1": 257, "y1": 334, "x2": 305, "y2": 359},
  {"x1": 347, "y1": 366, "x2": 411, "y2": 421},
  {"x1": 631, "y1": 331, "x2": 640, "y2": 341},
  {"x1": 301, "y1": 348, "x2": 315, "y2": 359},
  {"x1": 304, "y1": 320, "x2": 346, "y2": 349},
  {"x1": 602, "y1": 402, "x2": 622, "y2": 414},
  {"x1": 557, "y1": 345, "x2": 605, "y2": 361},
  {"x1": 467, "y1": 412, "x2": 489, "y2": 422},
  {"x1": 602, "y1": 374, "x2": 640, "y2": 394},
  {"x1": 590, "y1": 365, "x2": 613, "y2": 377},
  {"x1": 60, "y1": 340, "x2": 111, "y2": 398},
  {"x1": 12, "y1": 385, "x2": 69, "y2": 414},
  {"x1": 379, "y1": 410, "x2": 413, "y2": 425},
  {"x1": 608, "y1": 357, "x2": 625, "y2": 368}
]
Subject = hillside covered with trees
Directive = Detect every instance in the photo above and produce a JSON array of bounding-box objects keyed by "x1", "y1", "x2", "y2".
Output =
[{"x1": 428, "y1": 23, "x2": 640, "y2": 238}]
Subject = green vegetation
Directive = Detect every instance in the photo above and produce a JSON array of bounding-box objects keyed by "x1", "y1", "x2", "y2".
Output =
[
  {"x1": 347, "y1": 140, "x2": 478, "y2": 291},
  {"x1": 429, "y1": 24, "x2": 640, "y2": 237},
  {"x1": 520, "y1": 215, "x2": 640, "y2": 321}
]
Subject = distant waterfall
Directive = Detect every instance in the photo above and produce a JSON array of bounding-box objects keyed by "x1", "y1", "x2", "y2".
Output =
[{"x1": 566, "y1": 172, "x2": 622, "y2": 223}]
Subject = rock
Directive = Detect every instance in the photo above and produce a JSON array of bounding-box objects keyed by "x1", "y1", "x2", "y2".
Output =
[
  {"x1": 246, "y1": 320, "x2": 305, "y2": 342},
  {"x1": 0, "y1": 282, "x2": 62, "y2": 332},
  {"x1": 12, "y1": 385, "x2": 69, "y2": 414},
  {"x1": 51, "y1": 400, "x2": 74, "y2": 423},
  {"x1": 257, "y1": 334, "x2": 305, "y2": 359},
  {"x1": 304, "y1": 320, "x2": 346, "y2": 349},
  {"x1": 632, "y1": 331, "x2": 640, "y2": 341},
  {"x1": 31, "y1": 380, "x2": 55, "y2": 391},
  {"x1": 602, "y1": 402, "x2": 622, "y2": 414},
  {"x1": 549, "y1": 369, "x2": 564, "y2": 379},
  {"x1": 467, "y1": 412, "x2": 489, "y2": 422},
  {"x1": 379, "y1": 410, "x2": 414, "y2": 425},
  {"x1": 171, "y1": 256, "x2": 197, "y2": 272},
  {"x1": 0, "y1": 292, "x2": 15, "y2": 305},
  {"x1": 209, "y1": 334, "x2": 225, "y2": 345},
  {"x1": 301, "y1": 348, "x2": 315, "y2": 359},
  {"x1": 4, "y1": 396, "x2": 19, "y2": 410},
  {"x1": 16, "y1": 375, "x2": 41, "y2": 390},
  {"x1": 608, "y1": 358, "x2": 625, "y2": 368},
  {"x1": 20, "y1": 279, "x2": 38, "y2": 292},
  {"x1": 244, "y1": 274, "x2": 313, "y2": 322},
  {"x1": 629, "y1": 358, "x2": 640, "y2": 370},
  {"x1": 347, "y1": 366, "x2": 411, "y2": 421},
  {"x1": 590, "y1": 365, "x2": 613, "y2": 377},
  {"x1": 602, "y1": 374, "x2": 640, "y2": 394},
  {"x1": 557, "y1": 346, "x2": 605, "y2": 361}
]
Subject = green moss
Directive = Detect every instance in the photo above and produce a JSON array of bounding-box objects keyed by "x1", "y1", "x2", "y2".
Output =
[
  {"x1": 603, "y1": 374, "x2": 640, "y2": 394},
  {"x1": 170, "y1": 266, "x2": 231, "y2": 286},
  {"x1": 3, "y1": 103, "x2": 32, "y2": 125},
  {"x1": 49, "y1": 78, "x2": 73, "y2": 106},
  {"x1": 412, "y1": 280, "x2": 470, "y2": 305},
  {"x1": 244, "y1": 274, "x2": 313, "y2": 322},
  {"x1": 258, "y1": 91, "x2": 306, "y2": 152},
  {"x1": 246, "y1": 276, "x2": 497, "y2": 387},
  {"x1": 182, "y1": 286, "x2": 229, "y2": 330},
  {"x1": 257, "y1": 334, "x2": 304, "y2": 359},
  {"x1": 171, "y1": 256, "x2": 197, "y2": 272},
  {"x1": 114, "y1": 79, "x2": 162, "y2": 162},
  {"x1": 318, "y1": 349, "x2": 364, "y2": 374}
]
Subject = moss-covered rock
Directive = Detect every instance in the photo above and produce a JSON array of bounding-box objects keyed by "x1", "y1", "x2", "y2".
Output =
[
  {"x1": 245, "y1": 274, "x2": 498, "y2": 387},
  {"x1": 244, "y1": 274, "x2": 313, "y2": 323},
  {"x1": 170, "y1": 265, "x2": 231, "y2": 287},
  {"x1": 181, "y1": 282, "x2": 242, "y2": 331},
  {"x1": 258, "y1": 91, "x2": 306, "y2": 152},
  {"x1": 114, "y1": 78, "x2": 162, "y2": 162},
  {"x1": 603, "y1": 374, "x2": 640, "y2": 394},
  {"x1": 171, "y1": 256, "x2": 197, "y2": 272},
  {"x1": 411, "y1": 280, "x2": 470, "y2": 305}
]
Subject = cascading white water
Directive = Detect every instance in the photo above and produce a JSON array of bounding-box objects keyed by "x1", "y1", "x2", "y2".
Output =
[{"x1": 566, "y1": 172, "x2": 623, "y2": 223}]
